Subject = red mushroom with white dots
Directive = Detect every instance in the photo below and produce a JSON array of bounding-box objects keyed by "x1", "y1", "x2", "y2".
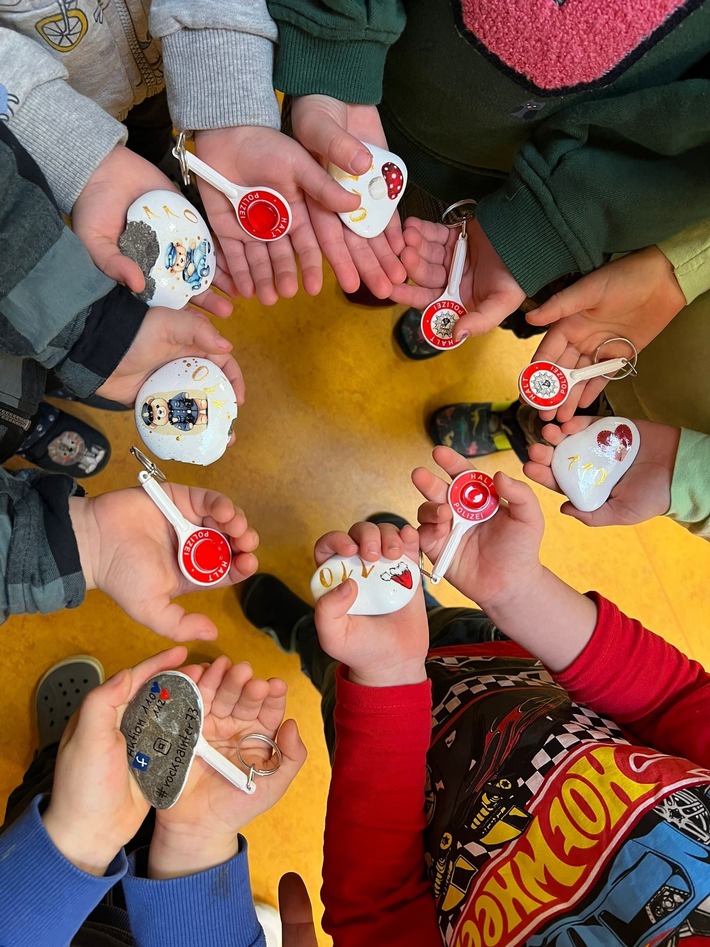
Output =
[{"x1": 381, "y1": 162, "x2": 404, "y2": 200}]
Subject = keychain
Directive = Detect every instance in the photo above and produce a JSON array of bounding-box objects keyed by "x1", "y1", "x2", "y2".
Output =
[
  {"x1": 173, "y1": 132, "x2": 292, "y2": 242},
  {"x1": 518, "y1": 353, "x2": 635, "y2": 410},
  {"x1": 426, "y1": 470, "x2": 499, "y2": 585},
  {"x1": 130, "y1": 447, "x2": 232, "y2": 586},
  {"x1": 421, "y1": 201, "x2": 478, "y2": 351},
  {"x1": 121, "y1": 671, "x2": 283, "y2": 806}
]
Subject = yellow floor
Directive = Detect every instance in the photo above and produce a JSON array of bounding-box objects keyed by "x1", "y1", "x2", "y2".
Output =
[{"x1": 3, "y1": 270, "x2": 710, "y2": 943}]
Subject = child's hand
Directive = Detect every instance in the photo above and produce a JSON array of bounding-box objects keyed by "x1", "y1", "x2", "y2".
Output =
[
  {"x1": 149, "y1": 657, "x2": 306, "y2": 878},
  {"x1": 412, "y1": 447, "x2": 545, "y2": 611},
  {"x1": 527, "y1": 247, "x2": 686, "y2": 422},
  {"x1": 291, "y1": 95, "x2": 407, "y2": 299},
  {"x1": 42, "y1": 647, "x2": 187, "y2": 875},
  {"x1": 194, "y1": 125, "x2": 360, "y2": 304},
  {"x1": 279, "y1": 873, "x2": 318, "y2": 947},
  {"x1": 389, "y1": 217, "x2": 526, "y2": 337},
  {"x1": 69, "y1": 485, "x2": 259, "y2": 641},
  {"x1": 95, "y1": 305, "x2": 244, "y2": 406},
  {"x1": 313, "y1": 521, "x2": 428, "y2": 687},
  {"x1": 524, "y1": 417, "x2": 680, "y2": 527},
  {"x1": 72, "y1": 145, "x2": 234, "y2": 318}
]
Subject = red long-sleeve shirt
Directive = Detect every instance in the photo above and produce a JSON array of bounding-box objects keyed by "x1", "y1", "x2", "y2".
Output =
[{"x1": 323, "y1": 595, "x2": 710, "y2": 946}]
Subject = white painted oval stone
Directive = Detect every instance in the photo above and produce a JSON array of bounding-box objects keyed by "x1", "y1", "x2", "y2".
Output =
[
  {"x1": 551, "y1": 417, "x2": 640, "y2": 512},
  {"x1": 328, "y1": 142, "x2": 408, "y2": 239},
  {"x1": 311, "y1": 553, "x2": 421, "y2": 615},
  {"x1": 134, "y1": 357, "x2": 237, "y2": 466},
  {"x1": 119, "y1": 189, "x2": 216, "y2": 308}
]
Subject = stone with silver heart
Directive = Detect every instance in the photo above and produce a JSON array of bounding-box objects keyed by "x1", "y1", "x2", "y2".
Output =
[
  {"x1": 551, "y1": 417, "x2": 640, "y2": 512},
  {"x1": 310, "y1": 553, "x2": 421, "y2": 615}
]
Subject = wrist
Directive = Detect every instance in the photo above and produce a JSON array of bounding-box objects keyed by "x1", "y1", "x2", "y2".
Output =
[
  {"x1": 348, "y1": 659, "x2": 427, "y2": 688},
  {"x1": 149, "y1": 821, "x2": 239, "y2": 879},
  {"x1": 42, "y1": 806, "x2": 118, "y2": 877},
  {"x1": 68, "y1": 497, "x2": 99, "y2": 590},
  {"x1": 475, "y1": 561, "x2": 546, "y2": 617}
]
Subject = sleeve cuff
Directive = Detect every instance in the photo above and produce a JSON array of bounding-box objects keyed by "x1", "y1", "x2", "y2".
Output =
[
  {"x1": 123, "y1": 837, "x2": 264, "y2": 947},
  {"x1": 0, "y1": 796, "x2": 126, "y2": 943},
  {"x1": 476, "y1": 185, "x2": 589, "y2": 296},
  {"x1": 161, "y1": 29, "x2": 280, "y2": 130},
  {"x1": 273, "y1": 23, "x2": 387, "y2": 102},
  {"x1": 658, "y1": 219, "x2": 710, "y2": 305},
  {"x1": 9, "y1": 81, "x2": 127, "y2": 214},
  {"x1": 667, "y1": 427, "x2": 710, "y2": 538}
]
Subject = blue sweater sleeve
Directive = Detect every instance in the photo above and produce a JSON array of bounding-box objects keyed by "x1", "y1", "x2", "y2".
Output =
[
  {"x1": 0, "y1": 796, "x2": 127, "y2": 945},
  {"x1": 123, "y1": 837, "x2": 266, "y2": 947}
]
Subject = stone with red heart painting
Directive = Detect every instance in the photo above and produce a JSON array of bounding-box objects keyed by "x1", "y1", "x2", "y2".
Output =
[
  {"x1": 310, "y1": 553, "x2": 421, "y2": 615},
  {"x1": 551, "y1": 417, "x2": 640, "y2": 512}
]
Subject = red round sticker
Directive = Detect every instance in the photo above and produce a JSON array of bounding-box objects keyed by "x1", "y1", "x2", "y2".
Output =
[
  {"x1": 448, "y1": 471, "x2": 499, "y2": 523},
  {"x1": 181, "y1": 528, "x2": 231, "y2": 584},
  {"x1": 518, "y1": 361, "x2": 569, "y2": 409},
  {"x1": 421, "y1": 299, "x2": 467, "y2": 350},
  {"x1": 237, "y1": 190, "x2": 291, "y2": 241}
]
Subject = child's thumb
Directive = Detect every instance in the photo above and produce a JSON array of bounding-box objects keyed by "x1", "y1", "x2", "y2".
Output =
[{"x1": 315, "y1": 578, "x2": 358, "y2": 625}]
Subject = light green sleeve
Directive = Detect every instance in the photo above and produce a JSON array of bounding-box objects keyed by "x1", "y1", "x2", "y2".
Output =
[
  {"x1": 658, "y1": 219, "x2": 710, "y2": 305},
  {"x1": 667, "y1": 427, "x2": 710, "y2": 540}
]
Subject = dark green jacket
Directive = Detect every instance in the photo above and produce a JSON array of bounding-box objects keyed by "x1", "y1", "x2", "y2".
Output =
[{"x1": 269, "y1": 0, "x2": 710, "y2": 294}]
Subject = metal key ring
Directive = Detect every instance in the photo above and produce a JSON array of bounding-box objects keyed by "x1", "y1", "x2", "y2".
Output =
[
  {"x1": 237, "y1": 733, "x2": 283, "y2": 790},
  {"x1": 441, "y1": 199, "x2": 478, "y2": 229},
  {"x1": 593, "y1": 337, "x2": 639, "y2": 380}
]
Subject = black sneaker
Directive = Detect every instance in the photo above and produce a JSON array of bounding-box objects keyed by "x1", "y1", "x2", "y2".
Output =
[
  {"x1": 17, "y1": 402, "x2": 110, "y2": 477},
  {"x1": 36, "y1": 655, "x2": 104, "y2": 751},
  {"x1": 240, "y1": 574, "x2": 314, "y2": 653},
  {"x1": 394, "y1": 308, "x2": 443, "y2": 360}
]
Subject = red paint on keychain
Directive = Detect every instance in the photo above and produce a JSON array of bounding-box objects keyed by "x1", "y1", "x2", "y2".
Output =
[
  {"x1": 237, "y1": 191, "x2": 290, "y2": 240},
  {"x1": 519, "y1": 361, "x2": 569, "y2": 409},
  {"x1": 449, "y1": 471, "x2": 499, "y2": 523},
  {"x1": 421, "y1": 299, "x2": 467, "y2": 350},
  {"x1": 181, "y1": 528, "x2": 231, "y2": 584}
]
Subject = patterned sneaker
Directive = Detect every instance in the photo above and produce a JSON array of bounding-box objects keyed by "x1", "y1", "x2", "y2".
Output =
[
  {"x1": 394, "y1": 307, "x2": 443, "y2": 360},
  {"x1": 17, "y1": 402, "x2": 110, "y2": 477}
]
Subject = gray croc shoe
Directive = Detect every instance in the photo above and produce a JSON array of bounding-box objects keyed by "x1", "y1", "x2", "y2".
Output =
[{"x1": 36, "y1": 656, "x2": 104, "y2": 751}]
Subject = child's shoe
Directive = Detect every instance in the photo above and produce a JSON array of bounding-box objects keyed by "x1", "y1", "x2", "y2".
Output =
[
  {"x1": 36, "y1": 656, "x2": 104, "y2": 751},
  {"x1": 17, "y1": 402, "x2": 110, "y2": 477}
]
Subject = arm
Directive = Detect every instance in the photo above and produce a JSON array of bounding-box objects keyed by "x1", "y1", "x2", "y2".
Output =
[
  {"x1": 313, "y1": 523, "x2": 440, "y2": 943},
  {"x1": 667, "y1": 427, "x2": 710, "y2": 539},
  {"x1": 556, "y1": 594, "x2": 710, "y2": 767},
  {"x1": 323, "y1": 669, "x2": 440, "y2": 944},
  {"x1": 658, "y1": 217, "x2": 710, "y2": 305},
  {"x1": 475, "y1": 80, "x2": 710, "y2": 297},
  {"x1": 0, "y1": 797, "x2": 127, "y2": 946},
  {"x1": 0, "y1": 28, "x2": 126, "y2": 213}
]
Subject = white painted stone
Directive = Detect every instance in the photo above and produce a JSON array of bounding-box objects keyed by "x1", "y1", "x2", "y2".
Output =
[
  {"x1": 120, "y1": 189, "x2": 215, "y2": 308},
  {"x1": 551, "y1": 417, "x2": 640, "y2": 512},
  {"x1": 311, "y1": 553, "x2": 420, "y2": 615},
  {"x1": 134, "y1": 357, "x2": 237, "y2": 466},
  {"x1": 329, "y1": 142, "x2": 407, "y2": 238}
]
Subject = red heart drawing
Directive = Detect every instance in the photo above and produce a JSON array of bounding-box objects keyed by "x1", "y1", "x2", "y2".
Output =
[
  {"x1": 159, "y1": 688, "x2": 170, "y2": 701},
  {"x1": 597, "y1": 424, "x2": 633, "y2": 463},
  {"x1": 391, "y1": 568, "x2": 413, "y2": 590}
]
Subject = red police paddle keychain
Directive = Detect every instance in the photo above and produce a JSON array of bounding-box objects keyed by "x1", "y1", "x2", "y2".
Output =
[
  {"x1": 421, "y1": 217, "x2": 469, "y2": 351},
  {"x1": 427, "y1": 470, "x2": 500, "y2": 585},
  {"x1": 130, "y1": 446, "x2": 232, "y2": 586},
  {"x1": 173, "y1": 132, "x2": 291, "y2": 242}
]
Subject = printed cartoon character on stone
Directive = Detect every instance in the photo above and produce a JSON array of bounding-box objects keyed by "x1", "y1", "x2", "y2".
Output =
[
  {"x1": 141, "y1": 390, "x2": 209, "y2": 435},
  {"x1": 165, "y1": 238, "x2": 212, "y2": 292}
]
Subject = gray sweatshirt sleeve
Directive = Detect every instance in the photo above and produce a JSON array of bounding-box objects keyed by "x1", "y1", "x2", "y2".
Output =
[
  {"x1": 149, "y1": 0, "x2": 280, "y2": 131},
  {"x1": 0, "y1": 28, "x2": 126, "y2": 213}
]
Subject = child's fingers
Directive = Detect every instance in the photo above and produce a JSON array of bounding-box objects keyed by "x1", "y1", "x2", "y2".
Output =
[
  {"x1": 493, "y1": 472, "x2": 544, "y2": 527},
  {"x1": 522, "y1": 459, "x2": 561, "y2": 493},
  {"x1": 347, "y1": 521, "x2": 386, "y2": 560},
  {"x1": 314, "y1": 578, "x2": 358, "y2": 626},
  {"x1": 314, "y1": 531, "x2": 359, "y2": 565},
  {"x1": 148, "y1": 600, "x2": 219, "y2": 642},
  {"x1": 432, "y1": 445, "x2": 477, "y2": 480},
  {"x1": 228, "y1": 550, "x2": 259, "y2": 585}
]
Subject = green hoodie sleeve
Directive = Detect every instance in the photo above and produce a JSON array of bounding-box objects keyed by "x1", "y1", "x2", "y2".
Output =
[
  {"x1": 476, "y1": 79, "x2": 710, "y2": 296},
  {"x1": 268, "y1": 0, "x2": 405, "y2": 102},
  {"x1": 658, "y1": 219, "x2": 710, "y2": 306},
  {"x1": 668, "y1": 428, "x2": 710, "y2": 540}
]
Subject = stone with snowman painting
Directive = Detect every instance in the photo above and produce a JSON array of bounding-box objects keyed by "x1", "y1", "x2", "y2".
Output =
[
  {"x1": 551, "y1": 417, "x2": 641, "y2": 512},
  {"x1": 328, "y1": 142, "x2": 407, "y2": 238},
  {"x1": 310, "y1": 553, "x2": 421, "y2": 616}
]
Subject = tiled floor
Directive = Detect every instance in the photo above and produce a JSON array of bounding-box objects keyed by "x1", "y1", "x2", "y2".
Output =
[{"x1": 3, "y1": 270, "x2": 710, "y2": 943}]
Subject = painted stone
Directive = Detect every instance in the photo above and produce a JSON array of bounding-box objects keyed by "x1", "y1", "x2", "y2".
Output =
[
  {"x1": 120, "y1": 671, "x2": 202, "y2": 809},
  {"x1": 134, "y1": 357, "x2": 237, "y2": 465},
  {"x1": 310, "y1": 553, "x2": 421, "y2": 616},
  {"x1": 119, "y1": 189, "x2": 215, "y2": 308},
  {"x1": 551, "y1": 417, "x2": 640, "y2": 512},
  {"x1": 328, "y1": 142, "x2": 408, "y2": 238}
]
